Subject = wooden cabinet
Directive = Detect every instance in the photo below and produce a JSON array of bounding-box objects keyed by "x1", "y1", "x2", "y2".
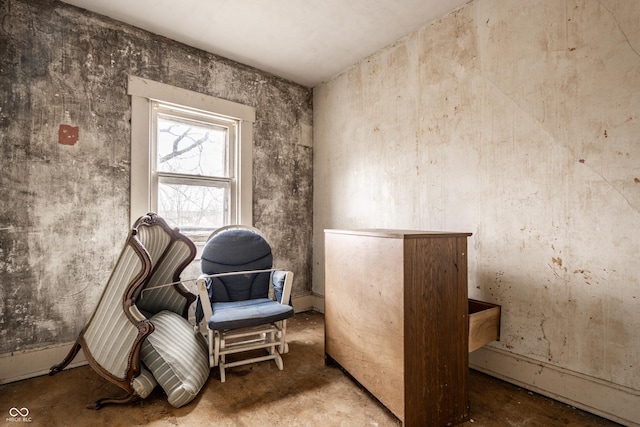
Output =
[{"x1": 324, "y1": 229, "x2": 472, "y2": 427}]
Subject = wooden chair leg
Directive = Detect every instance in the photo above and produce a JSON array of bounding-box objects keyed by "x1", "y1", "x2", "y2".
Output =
[
  {"x1": 88, "y1": 392, "x2": 138, "y2": 410},
  {"x1": 213, "y1": 331, "x2": 221, "y2": 367},
  {"x1": 274, "y1": 353, "x2": 284, "y2": 370},
  {"x1": 49, "y1": 341, "x2": 82, "y2": 376},
  {"x1": 219, "y1": 363, "x2": 226, "y2": 383},
  {"x1": 208, "y1": 330, "x2": 216, "y2": 367},
  {"x1": 278, "y1": 320, "x2": 289, "y2": 354}
]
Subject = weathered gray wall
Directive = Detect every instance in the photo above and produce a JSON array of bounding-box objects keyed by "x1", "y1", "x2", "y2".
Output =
[
  {"x1": 313, "y1": 0, "x2": 639, "y2": 423},
  {"x1": 0, "y1": 0, "x2": 312, "y2": 354}
]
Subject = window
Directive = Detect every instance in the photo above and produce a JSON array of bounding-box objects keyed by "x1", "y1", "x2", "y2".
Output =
[
  {"x1": 128, "y1": 76, "x2": 255, "y2": 241},
  {"x1": 153, "y1": 103, "x2": 236, "y2": 239}
]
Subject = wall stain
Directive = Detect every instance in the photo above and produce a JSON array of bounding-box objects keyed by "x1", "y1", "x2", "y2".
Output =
[{"x1": 57, "y1": 124, "x2": 78, "y2": 145}]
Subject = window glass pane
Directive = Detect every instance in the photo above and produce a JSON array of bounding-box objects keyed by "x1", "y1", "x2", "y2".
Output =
[
  {"x1": 158, "y1": 181, "x2": 228, "y2": 238},
  {"x1": 157, "y1": 113, "x2": 228, "y2": 177}
]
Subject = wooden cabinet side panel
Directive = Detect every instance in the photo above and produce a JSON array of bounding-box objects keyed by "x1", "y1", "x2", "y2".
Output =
[
  {"x1": 324, "y1": 233, "x2": 405, "y2": 419},
  {"x1": 403, "y1": 236, "x2": 469, "y2": 427}
]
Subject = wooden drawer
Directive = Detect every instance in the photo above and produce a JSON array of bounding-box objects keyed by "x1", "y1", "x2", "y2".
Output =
[{"x1": 468, "y1": 299, "x2": 501, "y2": 352}]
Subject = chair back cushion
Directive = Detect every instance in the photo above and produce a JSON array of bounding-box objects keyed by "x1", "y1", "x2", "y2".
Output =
[{"x1": 201, "y1": 228, "x2": 273, "y2": 302}]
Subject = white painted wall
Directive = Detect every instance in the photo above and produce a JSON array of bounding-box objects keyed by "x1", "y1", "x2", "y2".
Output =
[{"x1": 313, "y1": 0, "x2": 640, "y2": 424}]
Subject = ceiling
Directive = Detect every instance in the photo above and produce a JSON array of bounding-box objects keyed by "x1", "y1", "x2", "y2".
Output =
[{"x1": 60, "y1": 0, "x2": 468, "y2": 87}]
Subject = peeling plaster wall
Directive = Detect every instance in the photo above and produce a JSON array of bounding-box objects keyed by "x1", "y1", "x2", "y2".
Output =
[
  {"x1": 313, "y1": 0, "x2": 640, "y2": 421},
  {"x1": 0, "y1": 0, "x2": 312, "y2": 355}
]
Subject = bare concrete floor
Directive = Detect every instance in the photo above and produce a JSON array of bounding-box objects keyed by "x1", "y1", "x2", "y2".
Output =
[{"x1": 1, "y1": 312, "x2": 621, "y2": 426}]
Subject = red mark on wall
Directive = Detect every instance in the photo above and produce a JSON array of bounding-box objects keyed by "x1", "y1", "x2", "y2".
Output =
[{"x1": 58, "y1": 124, "x2": 79, "y2": 146}]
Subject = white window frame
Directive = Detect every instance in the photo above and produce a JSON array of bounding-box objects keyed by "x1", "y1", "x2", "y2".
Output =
[{"x1": 128, "y1": 76, "x2": 255, "y2": 233}]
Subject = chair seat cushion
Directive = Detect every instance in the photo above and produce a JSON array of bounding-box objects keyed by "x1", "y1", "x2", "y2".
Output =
[
  {"x1": 141, "y1": 310, "x2": 210, "y2": 408},
  {"x1": 208, "y1": 298, "x2": 294, "y2": 331}
]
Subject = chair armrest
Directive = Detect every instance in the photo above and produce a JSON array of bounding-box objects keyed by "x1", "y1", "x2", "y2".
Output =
[
  {"x1": 128, "y1": 304, "x2": 148, "y2": 322},
  {"x1": 196, "y1": 277, "x2": 214, "y2": 325},
  {"x1": 273, "y1": 270, "x2": 294, "y2": 305}
]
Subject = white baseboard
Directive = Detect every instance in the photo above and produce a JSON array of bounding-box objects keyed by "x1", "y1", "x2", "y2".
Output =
[
  {"x1": 0, "y1": 343, "x2": 87, "y2": 385},
  {"x1": 291, "y1": 294, "x2": 315, "y2": 313},
  {"x1": 292, "y1": 293, "x2": 324, "y2": 313},
  {"x1": 470, "y1": 346, "x2": 640, "y2": 426},
  {"x1": 312, "y1": 294, "x2": 325, "y2": 313}
]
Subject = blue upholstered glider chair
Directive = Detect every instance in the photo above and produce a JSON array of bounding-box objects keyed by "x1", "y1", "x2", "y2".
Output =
[
  {"x1": 50, "y1": 213, "x2": 209, "y2": 409},
  {"x1": 195, "y1": 225, "x2": 294, "y2": 382}
]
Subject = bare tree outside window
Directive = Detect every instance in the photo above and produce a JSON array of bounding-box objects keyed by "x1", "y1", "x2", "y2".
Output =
[{"x1": 155, "y1": 111, "x2": 233, "y2": 240}]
